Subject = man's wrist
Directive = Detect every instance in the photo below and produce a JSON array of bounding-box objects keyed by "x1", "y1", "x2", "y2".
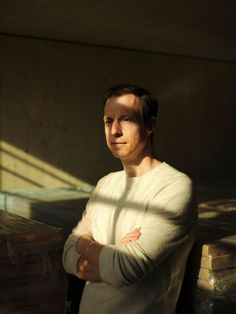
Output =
[{"x1": 76, "y1": 234, "x2": 94, "y2": 255}]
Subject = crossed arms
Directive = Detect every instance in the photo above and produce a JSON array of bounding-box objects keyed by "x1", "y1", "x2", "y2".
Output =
[{"x1": 76, "y1": 228, "x2": 142, "y2": 281}]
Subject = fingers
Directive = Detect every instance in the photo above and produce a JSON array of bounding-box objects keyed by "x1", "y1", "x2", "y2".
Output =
[
  {"x1": 127, "y1": 228, "x2": 141, "y2": 239},
  {"x1": 119, "y1": 227, "x2": 141, "y2": 245},
  {"x1": 77, "y1": 257, "x2": 88, "y2": 279}
]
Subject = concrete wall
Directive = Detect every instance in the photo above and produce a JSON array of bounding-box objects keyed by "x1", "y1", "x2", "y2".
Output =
[{"x1": 0, "y1": 34, "x2": 235, "y2": 190}]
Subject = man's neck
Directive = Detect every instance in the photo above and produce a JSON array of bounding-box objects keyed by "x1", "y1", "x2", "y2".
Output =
[{"x1": 122, "y1": 155, "x2": 162, "y2": 177}]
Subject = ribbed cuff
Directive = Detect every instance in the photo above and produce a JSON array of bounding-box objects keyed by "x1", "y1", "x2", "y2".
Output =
[{"x1": 65, "y1": 248, "x2": 82, "y2": 277}]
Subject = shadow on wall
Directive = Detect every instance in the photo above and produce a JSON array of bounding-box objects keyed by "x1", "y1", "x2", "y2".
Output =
[{"x1": 0, "y1": 140, "x2": 93, "y2": 190}]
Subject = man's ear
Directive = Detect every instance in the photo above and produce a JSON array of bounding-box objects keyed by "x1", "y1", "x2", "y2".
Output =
[{"x1": 146, "y1": 117, "x2": 156, "y2": 136}]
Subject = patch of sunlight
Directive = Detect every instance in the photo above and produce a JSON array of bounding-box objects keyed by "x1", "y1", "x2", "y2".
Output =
[{"x1": 0, "y1": 140, "x2": 93, "y2": 190}]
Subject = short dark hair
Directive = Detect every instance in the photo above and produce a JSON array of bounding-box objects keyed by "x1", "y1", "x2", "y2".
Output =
[{"x1": 102, "y1": 84, "x2": 159, "y2": 127}]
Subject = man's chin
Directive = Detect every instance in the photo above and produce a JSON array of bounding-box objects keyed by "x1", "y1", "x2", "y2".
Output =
[
  {"x1": 111, "y1": 152, "x2": 122, "y2": 159},
  {"x1": 110, "y1": 150, "x2": 125, "y2": 159}
]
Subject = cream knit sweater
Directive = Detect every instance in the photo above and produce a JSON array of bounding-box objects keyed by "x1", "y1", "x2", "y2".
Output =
[{"x1": 63, "y1": 162, "x2": 197, "y2": 314}]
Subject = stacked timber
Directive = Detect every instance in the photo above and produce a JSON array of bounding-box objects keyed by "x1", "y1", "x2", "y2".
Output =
[
  {"x1": 0, "y1": 210, "x2": 66, "y2": 314},
  {"x1": 0, "y1": 187, "x2": 91, "y2": 237},
  {"x1": 178, "y1": 199, "x2": 236, "y2": 314}
]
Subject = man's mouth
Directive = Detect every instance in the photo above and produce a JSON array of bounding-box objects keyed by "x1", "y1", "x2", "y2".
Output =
[{"x1": 111, "y1": 142, "x2": 126, "y2": 145}]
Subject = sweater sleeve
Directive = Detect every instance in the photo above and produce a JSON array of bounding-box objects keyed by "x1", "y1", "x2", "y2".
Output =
[
  {"x1": 99, "y1": 176, "x2": 197, "y2": 287},
  {"x1": 62, "y1": 191, "x2": 95, "y2": 276}
]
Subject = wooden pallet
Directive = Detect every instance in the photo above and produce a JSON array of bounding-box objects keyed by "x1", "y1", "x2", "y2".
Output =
[
  {"x1": 0, "y1": 210, "x2": 66, "y2": 314},
  {"x1": 178, "y1": 199, "x2": 236, "y2": 314}
]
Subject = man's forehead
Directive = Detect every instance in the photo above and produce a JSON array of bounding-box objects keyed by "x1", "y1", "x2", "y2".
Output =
[{"x1": 104, "y1": 94, "x2": 141, "y2": 116}]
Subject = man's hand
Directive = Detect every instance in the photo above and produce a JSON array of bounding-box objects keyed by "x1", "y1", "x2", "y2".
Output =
[
  {"x1": 76, "y1": 233, "x2": 94, "y2": 254},
  {"x1": 76, "y1": 234, "x2": 103, "y2": 282},
  {"x1": 77, "y1": 255, "x2": 101, "y2": 281},
  {"x1": 119, "y1": 227, "x2": 141, "y2": 245}
]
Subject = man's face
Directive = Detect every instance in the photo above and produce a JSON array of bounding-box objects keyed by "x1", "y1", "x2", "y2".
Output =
[{"x1": 103, "y1": 94, "x2": 151, "y2": 163}]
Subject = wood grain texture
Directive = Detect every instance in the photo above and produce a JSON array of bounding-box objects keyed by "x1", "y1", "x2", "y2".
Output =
[{"x1": 0, "y1": 210, "x2": 66, "y2": 314}]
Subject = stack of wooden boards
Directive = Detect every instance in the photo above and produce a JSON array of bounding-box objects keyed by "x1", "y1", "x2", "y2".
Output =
[
  {"x1": 0, "y1": 187, "x2": 91, "y2": 237},
  {"x1": 178, "y1": 199, "x2": 236, "y2": 314},
  {"x1": 0, "y1": 210, "x2": 66, "y2": 314}
]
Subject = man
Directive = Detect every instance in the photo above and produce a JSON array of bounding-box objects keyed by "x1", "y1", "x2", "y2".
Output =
[{"x1": 63, "y1": 84, "x2": 197, "y2": 314}]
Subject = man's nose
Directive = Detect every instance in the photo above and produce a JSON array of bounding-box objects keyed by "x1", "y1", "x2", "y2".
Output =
[{"x1": 111, "y1": 119, "x2": 122, "y2": 137}]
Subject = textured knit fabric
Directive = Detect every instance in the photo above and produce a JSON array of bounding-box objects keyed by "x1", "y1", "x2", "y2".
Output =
[{"x1": 63, "y1": 162, "x2": 197, "y2": 314}]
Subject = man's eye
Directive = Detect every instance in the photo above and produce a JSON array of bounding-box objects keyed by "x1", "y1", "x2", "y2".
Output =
[
  {"x1": 123, "y1": 117, "x2": 132, "y2": 122},
  {"x1": 105, "y1": 120, "x2": 112, "y2": 126}
]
